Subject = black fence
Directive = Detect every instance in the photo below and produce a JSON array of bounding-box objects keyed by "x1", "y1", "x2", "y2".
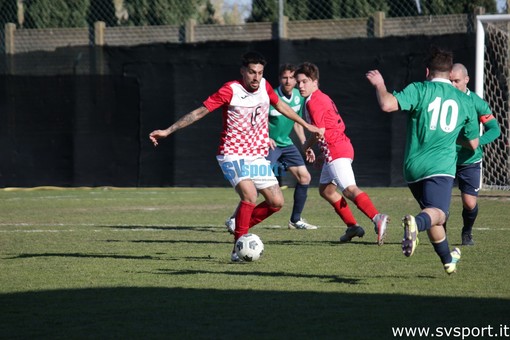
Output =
[{"x1": 0, "y1": 34, "x2": 476, "y2": 187}]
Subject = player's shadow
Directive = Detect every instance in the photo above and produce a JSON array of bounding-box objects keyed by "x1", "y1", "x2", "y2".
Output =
[
  {"x1": 98, "y1": 225, "x2": 224, "y2": 232},
  {"x1": 1, "y1": 287, "x2": 508, "y2": 339},
  {"x1": 267, "y1": 239, "x2": 402, "y2": 246},
  {"x1": 127, "y1": 239, "x2": 230, "y2": 245},
  {"x1": 155, "y1": 268, "x2": 362, "y2": 285},
  {"x1": 4, "y1": 253, "x2": 161, "y2": 260}
]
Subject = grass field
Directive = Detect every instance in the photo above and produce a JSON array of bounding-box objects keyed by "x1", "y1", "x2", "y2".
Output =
[{"x1": 1, "y1": 187, "x2": 509, "y2": 339}]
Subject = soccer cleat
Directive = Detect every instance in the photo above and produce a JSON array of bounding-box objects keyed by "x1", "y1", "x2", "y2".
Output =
[
  {"x1": 373, "y1": 213, "x2": 389, "y2": 246},
  {"x1": 231, "y1": 251, "x2": 243, "y2": 262},
  {"x1": 402, "y1": 215, "x2": 418, "y2": 257},
  {"x1": 225, "y1": 217, "x2": 235, "y2": 235},
  {"x1": 461, "y1": 232, "x2": 474, "y2": 246},
  {"x1": 339, "y1": 225, "x2": 365, "y2": 243},
  {"x1": 288, "y1": 218, "x2": 318, "y2": 230},
  {"x1": 444, "y1": 248, "x2": 461, "y2": 274}
]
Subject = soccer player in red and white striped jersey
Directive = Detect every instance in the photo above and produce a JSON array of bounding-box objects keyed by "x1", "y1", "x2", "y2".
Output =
[{"x1": 149, "y1": 51, "x2": 322, "y2": 261}]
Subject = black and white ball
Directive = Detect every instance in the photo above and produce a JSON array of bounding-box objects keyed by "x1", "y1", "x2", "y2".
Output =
[{"x1": 235, "y1": 233, "x2": 264, "y2": 262}]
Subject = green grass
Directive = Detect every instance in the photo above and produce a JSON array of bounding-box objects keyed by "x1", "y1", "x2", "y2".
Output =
[{"x1": 1, "y1": 187, "x2": 509, "y2": 339}]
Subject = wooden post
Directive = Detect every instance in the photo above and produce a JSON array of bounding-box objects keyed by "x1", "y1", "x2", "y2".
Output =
[
  {"x1": 473, "y1": 6, "x2": 485, "y2": 33},
  {"x1": 474, "y1": 6, "x2": 485, "y2": 16},
  {"x1": 94, "y1": 21, "x2": 105, "y2": 46},
  {"x1": 17, "y1": 0, "x2": 24, "y2": 27},
  {"x1": 94, "y1": 21, "x2": 105, "y2": 75},
  {"x1": 5, "y1": 23, "x2": 16, "y2": 55},
  {"x1": 280, "y1": 16, "x2": 288, "y2": 39},
  {"x1": 373, "y1": 11, "x2": 385, "y2": 38},
  {"x1": 185, "y1": 19, "x2": 196, "y2": 43}
]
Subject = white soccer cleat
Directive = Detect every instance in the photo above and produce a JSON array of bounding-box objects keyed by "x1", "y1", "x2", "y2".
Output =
[
  {"x1": 288, "y1": 218, "x2": 318, "y2": 230},
  {"x1": 231, "y1": 251, "x2": 243, "y2": 262},
  {"x1": 225, "y1": 217, "x2": 235, "y2": 234}
]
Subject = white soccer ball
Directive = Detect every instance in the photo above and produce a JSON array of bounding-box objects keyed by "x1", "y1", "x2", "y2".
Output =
[{"x1": 235, "y1": 233, "x2": 264, "y2": 262}]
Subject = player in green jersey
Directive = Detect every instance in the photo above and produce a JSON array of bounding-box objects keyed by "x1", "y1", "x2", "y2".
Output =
[
  {"x1": 225, "y1": 64, "x2": 319, "y2": 232},
  {"x1": 450, "y1": 63, "x2": 501, "y2": 246},
  {"x1": 366, "y1": 47, "x2": 480, "y2": 274},
  {"x1": 268, "y1": 63, "x2": 319, "y2": 230}
]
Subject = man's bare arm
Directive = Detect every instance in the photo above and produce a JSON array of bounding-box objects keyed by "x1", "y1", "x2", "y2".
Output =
[
  {"x1": 366, "y1": 70, "x2": 399, "y2": 112},
  {"x1": 149, "y1": 106, "x2": 210, "y2": 146},
  {"x1": 274, "y1": 99, "x2": 323, "y2": 136}
]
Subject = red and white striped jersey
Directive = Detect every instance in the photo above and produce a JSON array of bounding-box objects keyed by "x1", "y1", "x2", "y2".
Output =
[{"x1": 203, "y1": 78, "x2": 279, "y2": 156}]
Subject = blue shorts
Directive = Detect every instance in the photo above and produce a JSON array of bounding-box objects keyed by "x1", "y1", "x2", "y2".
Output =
[
  {"x1": 456, "y1": 162, "x2": 481, "y2": 196},
  {"x1": 266, "y1": 145, "x2": 305, "y2": 171},
  {"x1": 408, "y1": 176, "x2": 454, "y2": 216}
]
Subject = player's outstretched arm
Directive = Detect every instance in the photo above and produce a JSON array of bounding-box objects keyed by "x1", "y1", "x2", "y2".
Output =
[
  {"x1": 149, "y1": 106, "x2": 210, "y2": 146},
  {"x1": 274, "y1": 99, "x2": 323, "y2": 137},
  {"x1": 366, "y1": 70, "x2": 399, "y2": 112}
]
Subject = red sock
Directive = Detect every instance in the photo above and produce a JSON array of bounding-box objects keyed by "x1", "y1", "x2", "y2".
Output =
[
  {"x1": 353, "y1": 192, "x2": 378, "y2": 220},
  {"x1": 249, "y1": 201, "x2": 281, "y2": 228},
  {"x1": 234, "y1": 201, "x2": 256, "y2": 241},
  {"x1": 332, "y1": 197, "x2": 358, "y2": 226}
]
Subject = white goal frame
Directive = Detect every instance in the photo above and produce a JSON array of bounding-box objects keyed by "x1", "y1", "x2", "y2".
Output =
[
  {"x1": 475, "y1": 14, "x2": 510, "y2": 97},
  {"x1": 475, "y1": 14, "x2": 510, "y2": 190}
]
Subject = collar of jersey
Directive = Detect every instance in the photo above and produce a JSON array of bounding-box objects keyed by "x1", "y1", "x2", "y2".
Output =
[{"x1": 430, "y1": 77, "x2": 453, "y2": 85}]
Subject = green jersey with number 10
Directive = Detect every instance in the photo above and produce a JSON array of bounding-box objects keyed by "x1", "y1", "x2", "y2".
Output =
[{"x1": 394, "y1": 78, "x2": 479, "y2": 183}]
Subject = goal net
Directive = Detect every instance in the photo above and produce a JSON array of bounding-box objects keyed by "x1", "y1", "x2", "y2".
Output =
[{"x1": 476, "y1": 14, "x2": 510, "y2": 190}]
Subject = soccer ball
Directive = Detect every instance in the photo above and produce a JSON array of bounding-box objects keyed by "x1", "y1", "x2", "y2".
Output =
[{"x1": 235, "y1": 233, "x2": 264, "y2": 262}]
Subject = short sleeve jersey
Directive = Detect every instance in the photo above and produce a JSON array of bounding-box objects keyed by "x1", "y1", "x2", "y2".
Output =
[
  {"x1": 268, "y1": 87, "x2": 304, "y2": 147},
  {"x1": 203, "y1": 78, "x2": 280, "y2": 157},
  {"x1": 394, "y1": 78, "x2": 479, "y2": 182},
  {"x1": 457, "y1": 89, "x2": 492, "y2": 165},
  {"x1": 304, "y1": 89, "x2": 353, "y2": 163}
]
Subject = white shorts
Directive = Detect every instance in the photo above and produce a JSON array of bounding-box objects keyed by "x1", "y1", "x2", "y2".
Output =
[
  {"x1": 319, "y1": 158, "x2": 356, "y2": 191},
  {"x1": 217, "y1": 155, "x2": 279, "y2": 190}
]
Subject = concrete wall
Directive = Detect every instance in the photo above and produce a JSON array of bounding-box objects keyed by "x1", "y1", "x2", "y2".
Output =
[{"x1": 3, "y1": 13, "x2": 475, "y2": 55}]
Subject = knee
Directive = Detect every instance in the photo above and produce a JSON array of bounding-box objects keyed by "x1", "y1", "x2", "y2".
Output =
[
  {"x1": 297, "y1": 172, "x2": 311, "y2": 185},
  {"x1": 319, "y1": 185, "x2": 339, "y2": 204},
  {"x1": 319, "y1": 191, "x2": 327, "y2": 200},
  {"x1": 463, "y1": 200, "x2": 477, "y2": 211},
  {"x1": 319, "y1": 186, "x2": 328, "y2": 199},
  {"x1": 241, "y1": 194, "x2": 258, "y2": 205},
  {"x1": 461, "y1": 194, "x2": 477, "y2": 211},
  {"x1": 342, "y1": 185, "x2": 360, "y2": 201},
  {"x1": 270, "y1": 197, "x2": 284, "y2": 209},
  {"x1": 436, "y1": 209, "x2": 447, "y2": 226}
]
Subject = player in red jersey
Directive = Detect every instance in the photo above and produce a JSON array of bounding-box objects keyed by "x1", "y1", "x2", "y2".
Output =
[
  {"x1": 149, "y1": 52, "x2": 322, "y2": 261},
  {"x1": 295, "y1": 62, "x2": 389, "y2": 245}
]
